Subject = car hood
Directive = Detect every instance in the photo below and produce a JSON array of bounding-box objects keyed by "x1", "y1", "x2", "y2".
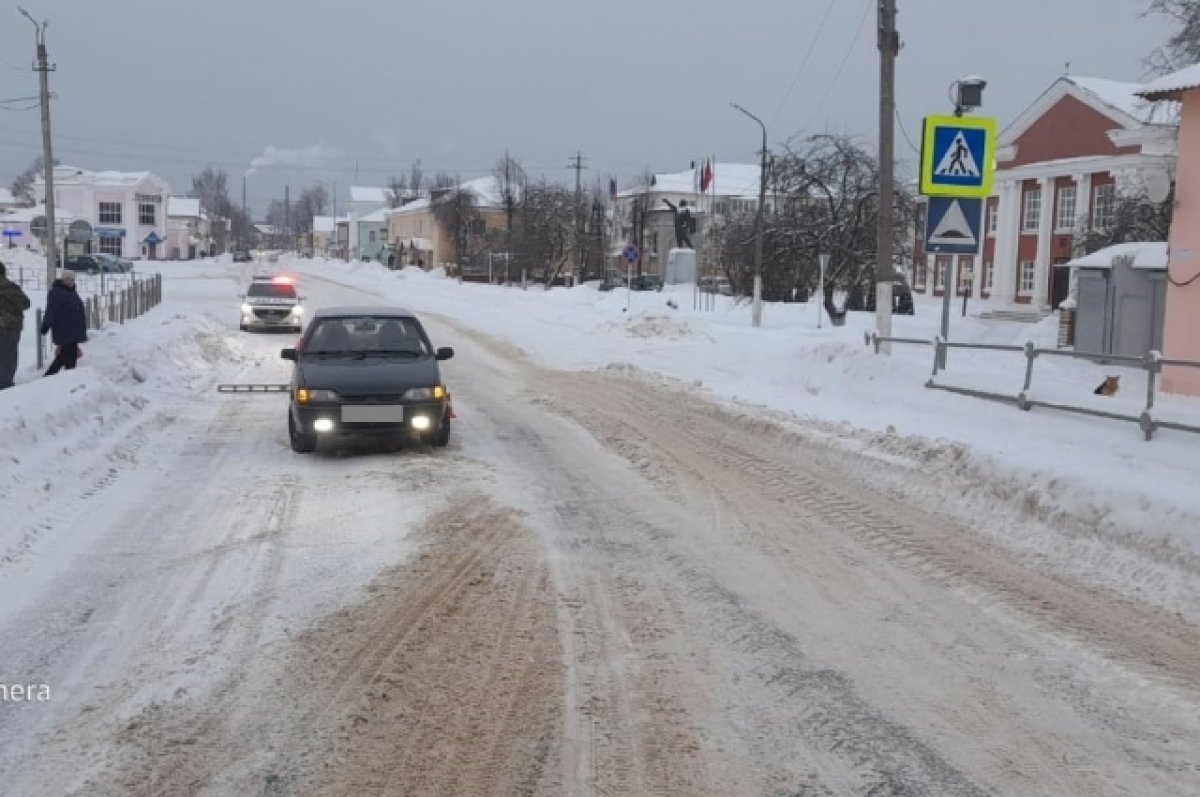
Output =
[{"x1": 296, "y1": 356, "x2": 441, "y2": 396}]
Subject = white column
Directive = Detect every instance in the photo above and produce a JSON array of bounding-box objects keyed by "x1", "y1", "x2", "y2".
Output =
[
  {"x1": 1070, "y1": 173, "x2": 1092, "y2": 300},
  {"x1": 1033, "y1": 177, "x2": 1055, "y2": 308},
  {"x1": 1075, "y1": 173, "x2": 1092, "y2": 234},
  {"x1": 993, "y1": 180, "x2": 1020, "y2": 305}
]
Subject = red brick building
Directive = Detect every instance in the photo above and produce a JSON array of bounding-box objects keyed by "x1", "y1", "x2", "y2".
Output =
[{"x1": 913, "y1": 76, "x2": 1177, "y2": 311}]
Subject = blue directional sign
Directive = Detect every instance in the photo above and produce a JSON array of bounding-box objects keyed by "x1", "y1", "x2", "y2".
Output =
[
  {"x1": 621, "y1": 244, "x2": 640, "y2": 264},
  {"x1": 920, "y1": 115, "x2": 997, "y2": 198},
  {"x1": 924, "y1": 197, "x2": 983, "y2": 255}
]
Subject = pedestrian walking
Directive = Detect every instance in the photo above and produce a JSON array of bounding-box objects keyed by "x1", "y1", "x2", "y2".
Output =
[
  {"x1": 0, "y1": 261, "x2": 31, "y2": 390},
  {"x1": 41, "y1": 270, "x2": 87, "y2": 376}
]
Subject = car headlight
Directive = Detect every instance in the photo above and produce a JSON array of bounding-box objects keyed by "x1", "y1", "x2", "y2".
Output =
[
  {"x1": 241, "y1": 303, "x2": 252, "y2": 314},
  {"x1": 402, "y1": 386, "x2": 446, "y2": 401},
  {"x1": 291, "y1": 305, "x2": 304, "y2": 315},
  {"x1": 297, "y1": 388, "x2": 339, "y2": 404}
]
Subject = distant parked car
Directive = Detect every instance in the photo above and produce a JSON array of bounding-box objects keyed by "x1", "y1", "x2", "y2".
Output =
[
  {"x1": 94, "y1": 253, "x2": 132, "y2": 273},
  {"x1": 631, "y1": 273, "x2": 663, "y2": 292},
  {"x1": 598, "y1": 273, "x2": 626, "y2": 292},
  {"x1": 66, "y1": 254, "x2": 120, "y2": 274},
  {"x1": 232, "y1": 250, "x2": 253, "y2": 263}
]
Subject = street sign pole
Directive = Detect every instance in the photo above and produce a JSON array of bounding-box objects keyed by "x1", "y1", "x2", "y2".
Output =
[
  {"x1": 939, "y1": 248, "x2": 953, "y2": 369},
  {"x1": 817, "y1": 253, "x2": 828, "y2": 329}
]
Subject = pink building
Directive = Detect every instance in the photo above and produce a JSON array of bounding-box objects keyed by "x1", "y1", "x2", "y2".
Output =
[{"x1": 1139, "y1": 65, "x2": 1200, "y2": 395}]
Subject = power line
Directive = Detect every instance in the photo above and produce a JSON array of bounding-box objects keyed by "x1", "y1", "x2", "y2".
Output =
[
  {"x1": 895, "y1": 105, "x2": 921, "y2": 156},
  {"x1": 799, "y1": 0, "x2": 874, "y2": 133},
  {"x1": 772, "y1": 0, "x2": 838, "y2": 123}
]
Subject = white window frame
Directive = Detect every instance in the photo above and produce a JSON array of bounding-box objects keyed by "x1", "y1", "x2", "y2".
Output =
[
  {"x1": 914, "y1": 258, "x2": 928, "y2": 291},
  {"x1": 1022, "y1": 189, "x2": 1041, "y2": 232},
  {"x1": 983, "y1": 261, "x2": 994, "y2": 292},
  {"x1": 1055, "y1": 185, "x2": 1077, "y2": 232},
  {"x1": 1019, "y1": 261, "x2": 1036, "y2": 294},
  {"x1": 933, "y1": 256, "x2": 950, "y2": 290},
  {"x1": 99, "y1": 202, "x2": 122, "y2": 225},
  {"x1": 139, "y1": 203, "x2": 156, "y2": 226},
  {"x1": 1093, "y1": 184, "x2": 1116, "y2": 230},
  {"x1": 99, "y1": 237, "x2": 122, "y2": 256},
  {"x1": 987, "y1": 202, "x2": 998, "y2": 236}
]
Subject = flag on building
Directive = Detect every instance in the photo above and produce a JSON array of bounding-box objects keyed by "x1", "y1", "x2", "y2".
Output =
[{"x1": 700, "y1": 160, "x2": 714, "y2": 193}]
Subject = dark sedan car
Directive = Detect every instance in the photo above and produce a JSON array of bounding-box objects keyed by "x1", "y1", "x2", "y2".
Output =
[{"x1": 281, "y1": 307, "x2": 454, "y2": 452}]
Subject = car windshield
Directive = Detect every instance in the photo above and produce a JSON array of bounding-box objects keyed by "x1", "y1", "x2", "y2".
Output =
[
  {"x1": 303, "y1": 316, "x2": 431, "y2": 356},
  {"x1": 246, "y1": 283, "x2": 297, "y2": 299}
]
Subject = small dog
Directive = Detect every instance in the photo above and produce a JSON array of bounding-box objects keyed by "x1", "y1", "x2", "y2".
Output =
[{"x1": 1093, "y1": 376, "x2": 1120, "y2": 397}]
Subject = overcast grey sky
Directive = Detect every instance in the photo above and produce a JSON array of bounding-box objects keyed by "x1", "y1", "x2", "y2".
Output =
[{"x1": 0, "y1": 0, "x2": 1172, "y2": 215}]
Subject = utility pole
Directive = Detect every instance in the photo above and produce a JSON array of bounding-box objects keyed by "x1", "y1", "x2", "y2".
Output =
[
  {"x1": 20, "y1": 8, "x2": 57, "y2": 286},
  {"x1": 284, "y1": 184, "x2": 290, "y2": 251},
  {"x1": 569, "y1": 151, "x2": 586, "y2": 282},
  {"x1": 732, "y1": 103, "x2": 767, "y2": 327},
  {"x1": 876, "y1": 0, "x2": 900, "y2": 353},
  {"x1": 241, "y1": 176, "x2": 247, "y2": 247}
]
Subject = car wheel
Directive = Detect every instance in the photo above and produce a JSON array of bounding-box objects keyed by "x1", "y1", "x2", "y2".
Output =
[
  {"x1": 239, "y1": 323, "x2": 247, "y2": 331},
  {"x1": 288, "y1": 412, "x2": 317, "y2": 453},
  {"x1": 430, "y1": 416, "x2": 451, "y2": 448}
]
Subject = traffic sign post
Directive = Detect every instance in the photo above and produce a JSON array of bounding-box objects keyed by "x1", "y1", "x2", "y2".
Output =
[
  {"x1": 920, "y1": 114, "x2": 995, "y2": 369},
  {"x1": 919, "y1": 115, "x2": 997, "y2": 198},
  {"x1": 621, "y1": 244, "x2": 639, "y2": 312}
]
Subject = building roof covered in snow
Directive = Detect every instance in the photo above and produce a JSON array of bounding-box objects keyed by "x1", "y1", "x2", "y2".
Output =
[
  {"x1": 1067, "y1": 241, "x2": 1168, "y2": 270},
  {"x1": 313, "y1": 215, "x2": 348, "y2": 233},
  {"x1": 1138, "y1": 63, "x2": 1200, "y2": 102},
  {"x1": 358, "y1": 207, "x2": 389, "y2": 224},
  {"x1": 0, "y1": 188, "x2": 17, "y2": 205},
  {"x1": 1, "y1": 205, "x2": 76, "y2": 224},
  {"x1": 618, "y1": 163, "x2": 762, "y2": 200},
  {"x1": 37, "y1": 164, "x2": 166, "y2": 188},
  {"x1": 350, "y1": 186, "x2": 390, "y2": 204},
  {"x1": 1064, "y1": 76, "x2": 1165, "y2": 124}
]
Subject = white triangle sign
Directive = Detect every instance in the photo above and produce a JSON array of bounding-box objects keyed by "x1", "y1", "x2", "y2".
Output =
[
  {"x1": 934, "y1": 131, "x2": 981, "y2": 178},
  {"x1": 928, "y1": 200, "x2": 977, "y2": 246}
]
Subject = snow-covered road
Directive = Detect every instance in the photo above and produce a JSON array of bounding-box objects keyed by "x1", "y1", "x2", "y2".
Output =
[{"x1": 1, "y1": 258, "x2": 1198, "y2": 795}]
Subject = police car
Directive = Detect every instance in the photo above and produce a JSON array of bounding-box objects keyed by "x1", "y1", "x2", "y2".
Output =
[{"x1": 240, "y1": 275, "x2": 305, "y2": 332}]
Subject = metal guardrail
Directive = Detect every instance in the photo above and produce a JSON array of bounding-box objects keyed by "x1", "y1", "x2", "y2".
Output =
[{"x1": 864, "y1": 331, "x2": 1200, "y2": 441}]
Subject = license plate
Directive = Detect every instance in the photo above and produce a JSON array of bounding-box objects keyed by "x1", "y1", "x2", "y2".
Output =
[{"x1": 341, "y1": 405, "x2": 406, "y2": 423}]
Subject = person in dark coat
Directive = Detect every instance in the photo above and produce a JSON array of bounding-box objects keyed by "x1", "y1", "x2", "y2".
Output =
[
  {"x1": 0, "y1": 261, "x2": 31, "y2": 389},
  {"x1": 40, "y1": 270, "x2": 88, "y2": 376}
]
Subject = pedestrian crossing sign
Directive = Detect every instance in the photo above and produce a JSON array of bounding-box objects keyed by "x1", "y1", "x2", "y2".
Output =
[{"x1": 919, "y1": 115, "x2": 997, "y2": 198}]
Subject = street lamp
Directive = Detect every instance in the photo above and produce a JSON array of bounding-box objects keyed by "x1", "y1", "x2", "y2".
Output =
[{"x1": 732, "y1": 102, "x2": 768, "y2": 328}]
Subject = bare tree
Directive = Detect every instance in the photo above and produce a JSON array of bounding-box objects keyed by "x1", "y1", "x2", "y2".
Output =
[
  {"x1": 716, "y1": 134, "x2": 914, "y2": 323},
  {"x1": 432, "y1": 172, "x2": 457, "y2": 190},
  {"x1": 409, "y1": 159, "x2": 424, "y2": 196},
  {"x1": 1146, "y1": 0, "x2": 1200, "y2": 71},
  {"x1": 1075, "y1": 188, "x2": 1174, "y2": 255},
  {"x1": 493, "y1": 151, "x2": 525, "y2": 243},
  {"x1": 10, "y1": 155, "x2": 58, "y2": 205},
  {"x1": 431, "y1": 182, "x2": 479, "y2": 271},
  {"x1": 190, "y1": 166, "x2": 252, "y2": 247},
  {"x1": 291, "y1": 185, "x2": 329, "y2": 234},
  {"x1": 387, "y1": 174, "x2": 409, "y2": 208},
  {"x1": 511, "y1": 180, "x2": 575, "y2": 285}
]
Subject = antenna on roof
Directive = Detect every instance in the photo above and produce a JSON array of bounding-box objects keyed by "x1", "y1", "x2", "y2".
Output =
[{"x1": 1064, "y1": 61, "x2": 1071, "y2": 76}]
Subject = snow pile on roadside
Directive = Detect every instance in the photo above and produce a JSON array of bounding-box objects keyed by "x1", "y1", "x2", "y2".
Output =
[
  {"x1": 0, "y1": 312, "x2": 248, "y2": 562},
  {"x1": 283, "y1": 258, "x2": 1200, "y2": 560}
]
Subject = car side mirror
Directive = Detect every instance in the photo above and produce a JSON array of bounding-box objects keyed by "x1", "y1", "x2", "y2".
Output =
[
  {"x1": 281, "y1": 348, "x2": 297, "y2": 361},
  {"x1": 435, "y1": 347, "x2": 454, "y2": 361}
]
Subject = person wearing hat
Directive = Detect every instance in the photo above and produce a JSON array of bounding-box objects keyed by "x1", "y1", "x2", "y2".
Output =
[
  {"x1": 0, "y1": 260, "x2": 31, "y2": 389},
  {"x1": 40, "y1": 269, "x2": 87, "y2": 376}
]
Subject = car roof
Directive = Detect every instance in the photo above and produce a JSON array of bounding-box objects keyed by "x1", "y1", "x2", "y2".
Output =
[{"x1": 313, "y1": 305, "x2": 417, "y2": 319}]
